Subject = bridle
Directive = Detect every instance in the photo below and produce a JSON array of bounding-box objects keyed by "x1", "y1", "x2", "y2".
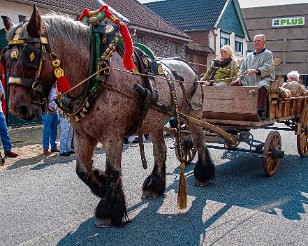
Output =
[{"x1": 5, "y1": 23, "x2": 57, "y2": 105}]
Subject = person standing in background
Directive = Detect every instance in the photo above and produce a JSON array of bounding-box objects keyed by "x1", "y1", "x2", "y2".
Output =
[
  {"x1": 0, "y1": 82, "x2": 18, "y2": 158},
  {"x1": 59, "y1": 112, "x2": 73, "y2": 157},
  {"x1": 42, "y1": 84, "x2": 59, "y2": 155}
]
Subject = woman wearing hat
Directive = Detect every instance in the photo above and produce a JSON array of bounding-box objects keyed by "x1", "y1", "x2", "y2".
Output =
[{"x1": 201, "y1": 45, "x2": 239, "y2": 86}]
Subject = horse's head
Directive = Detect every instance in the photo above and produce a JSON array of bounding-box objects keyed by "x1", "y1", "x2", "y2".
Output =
[{"x1": 1, "y1": 5, "x2": 55, "y2": 120}]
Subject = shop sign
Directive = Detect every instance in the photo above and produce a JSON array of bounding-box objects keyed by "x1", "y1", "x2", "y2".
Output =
[{"x1": 272, "y1": 17, "x2": 305, "y2": 27}]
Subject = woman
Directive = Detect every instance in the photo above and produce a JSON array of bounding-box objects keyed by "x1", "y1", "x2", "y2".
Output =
[{"x1": 201, "y1": 45, "x2": 239, "y2": 86}]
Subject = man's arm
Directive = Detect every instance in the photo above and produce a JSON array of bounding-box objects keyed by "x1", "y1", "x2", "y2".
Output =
[{"x1": 256, "y1": 51, "x2": 274, "y2": 78}]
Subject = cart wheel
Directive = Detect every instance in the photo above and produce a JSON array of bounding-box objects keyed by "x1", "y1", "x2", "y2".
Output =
[
  {"x1": 174, "y1": 138, "x2": 196, "y2": 164},
  {"x1": 263, "y1": 131, "x2": 283, "y2": 177},
  {"x1": 297, "y1": 105, "x2": 308, "y2": 157}
]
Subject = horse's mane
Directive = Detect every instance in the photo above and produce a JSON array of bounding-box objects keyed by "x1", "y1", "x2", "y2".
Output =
[
  {"x1": 43, "y1": 14, "x2": 91, "y2": 46},
  {"x1": 6, "y1": 13, "x2": 91, "y2": 48}
]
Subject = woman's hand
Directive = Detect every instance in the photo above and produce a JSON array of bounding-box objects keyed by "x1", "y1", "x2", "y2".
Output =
[{"x1": 230, "y1": 78, "x2": 241, "y2": 86}]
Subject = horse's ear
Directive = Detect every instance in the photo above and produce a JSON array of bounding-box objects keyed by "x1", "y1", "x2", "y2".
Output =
[
  {"x1": 27, "y1": 4, "x2": 42, "y2": 38},
  {"x1": 1, "y1": 16, "x2": 14, "y2": 32}
]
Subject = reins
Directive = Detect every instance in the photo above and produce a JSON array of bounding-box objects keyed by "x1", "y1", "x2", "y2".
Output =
[{"x1": 58, "y1": 64, "x2": 229, "y2": 98}]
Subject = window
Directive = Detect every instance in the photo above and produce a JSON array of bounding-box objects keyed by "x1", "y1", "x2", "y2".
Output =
[
  {"x1": 235, "y1": 36, "x2": 244, "y2": 54},
  {"x1": 220, "y1": 31, "x2": 230, "y2": 47},
  {"x1": 18, "y1": 15, "x2": 26, "y2": 23},
  {"x1": 137, "y1": 36, "x2": 143, "y2": 44},
  {"x1": 171, "y1": 44, "x2": 177, "y2": 54}
]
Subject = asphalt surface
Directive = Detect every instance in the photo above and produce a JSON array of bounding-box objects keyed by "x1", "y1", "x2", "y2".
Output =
[{"x1": 0, "y1": 123, "x2": 307, "y2": 246}]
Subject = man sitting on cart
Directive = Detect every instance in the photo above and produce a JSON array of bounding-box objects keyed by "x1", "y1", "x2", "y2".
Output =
[{"x1": 230, "y1": 34, "x2": 275, "y2": 120}]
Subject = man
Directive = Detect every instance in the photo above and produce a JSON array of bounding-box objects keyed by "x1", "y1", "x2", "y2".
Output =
[
  {"x1": 230, "y1": 34, "x2": 275, "y2": 120},
  {"x1": 42, "y1": 84, "x2": 59, "y2": 155},
  {"x1": 0, "y1": 82, "x2": 18, "y2": 158},
  {"x1": 282, "y1": 70, "x2": 308, "y2": 97}
]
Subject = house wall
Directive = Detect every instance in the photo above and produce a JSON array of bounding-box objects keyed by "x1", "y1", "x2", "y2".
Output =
[
  {"x1": 186, "y1": 30, "x2": 209, "y2": 46},
  {"x1": 0, "y1": 0, "x2": 64, "y2": 28},
  {"x1": 133, "y1": 31, "x2": 186, "y2": 59},
  {"x1": 185, "y1": 51, "x2": 208, "y2": 76},
  {"x1": 243, "y1": 3, "x2": 308, "y2": 85}
]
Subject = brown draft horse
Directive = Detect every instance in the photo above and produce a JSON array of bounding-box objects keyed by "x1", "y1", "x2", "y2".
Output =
[{"x1": 1, "y1": 6, "x2": 214, "y2": 227}]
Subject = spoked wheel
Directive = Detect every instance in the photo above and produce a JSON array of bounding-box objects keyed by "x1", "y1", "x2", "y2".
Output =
[
  {"x1": 297, "y1": 105, "x2": 308, "y2": 157},
  {"x1": 263, "y1": 131, "x2": 284, "y2": 177},
  {"x1": 174, "y1": 132, "x2": 197, "y2": 164}
]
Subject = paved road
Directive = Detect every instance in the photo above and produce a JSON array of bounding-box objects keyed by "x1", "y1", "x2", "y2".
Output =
[{"x1": 0, "y1": 124, "x2": 307, "y2": 246}]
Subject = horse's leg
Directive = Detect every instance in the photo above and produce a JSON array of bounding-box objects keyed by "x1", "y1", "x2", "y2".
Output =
[
  {"x1": 189, "y1": 112, "x2": 215, "y2": 186},
  {"x1": 74, "y1": 128, "x2": 106, "y2": 198},
  {"x1": 95, "y1": 139, "x2": 128, "y2": 227},
  {"x1": 142, "y1": 128, "x2": 166, "y2": 198}
]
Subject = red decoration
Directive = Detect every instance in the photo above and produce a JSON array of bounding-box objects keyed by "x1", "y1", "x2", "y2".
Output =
[
  {"x1": 79, "y1": 5, "x2": 136, "y2": 70},
  {"x1": 99, "y1": 6, "x2": 135, "y2": 70},
  {"x1": 78, "y1": 8, "x2": 91, "y2": 21},
  {"x1": 57, "y1": 76, "x2": 71, "y2": 93},
  {"x1": 99, "y1": 6, "x2": 112, "y2": 19},
  {"x1": 119, "y1": 24, "x2": 135, "y2": 70}
]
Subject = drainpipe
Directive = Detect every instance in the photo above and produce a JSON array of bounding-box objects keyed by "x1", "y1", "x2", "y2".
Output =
[
  {"x1": 282, "y1": 38, "x2": 287, "y2": 64},
  {"x1": 213, "y1": 31, "x2": 218, "y2": 59}
]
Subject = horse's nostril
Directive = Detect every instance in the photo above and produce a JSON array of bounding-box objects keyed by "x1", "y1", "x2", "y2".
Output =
[{"x1": 17, "y1": 105, "x2": 29, "y2": 117}]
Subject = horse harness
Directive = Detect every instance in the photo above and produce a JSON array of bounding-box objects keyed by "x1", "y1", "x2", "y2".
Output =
[
  {"x1": 4, "y1": 20, "x2": 199, "y2": 166},
  {"x1": 5, "y1": 23, "x2": 54, "y2": 105}
]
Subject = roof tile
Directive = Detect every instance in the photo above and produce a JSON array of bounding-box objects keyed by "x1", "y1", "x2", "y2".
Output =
[{"x1": 145, "y1": 0, "x2": 227, "y2": 31}]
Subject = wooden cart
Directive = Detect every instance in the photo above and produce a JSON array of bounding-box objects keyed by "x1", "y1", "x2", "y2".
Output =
[{"x1": 168, "y1": 82, "x2": 308, "y2": 177}]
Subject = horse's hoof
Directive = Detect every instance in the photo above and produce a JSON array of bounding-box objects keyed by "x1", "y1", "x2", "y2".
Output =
[
  {"x1": 142, "y1": 191, "x2": 159, "y2": 199},
  {"x1": 194, "y1": 179, "x2": 209, "y2": 187},
  {"x1": 95, "y1": 218, "x2": 111, "y2": 228}
]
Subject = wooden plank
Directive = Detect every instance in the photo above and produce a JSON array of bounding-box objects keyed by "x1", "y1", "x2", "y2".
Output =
[
  {"x1": 204, "y1": 118, "x2": 274, "y2": 127},
  {"x1": 202, "y1": 86, "x2": 258, "y2": 115},
  {"x1": 203, "y1": 112, "x2": 259, "y2": 121}
]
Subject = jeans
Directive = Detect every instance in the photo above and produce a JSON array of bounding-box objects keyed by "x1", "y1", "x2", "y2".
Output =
[
  {"x1": 59, "y1": 114, "x2": 73, "y2": 153},
  {"x1": 42, "y1": 111, "x2": 58, "y2": 150},
  {"x1": 0, "y1": 112, "x2": 12, "y2": 152}
]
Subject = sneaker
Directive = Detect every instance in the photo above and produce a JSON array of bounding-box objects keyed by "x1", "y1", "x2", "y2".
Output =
[
  {"x1": 68, "y1": 150, "x2": 75, "y2": 154},
  {"x1": 5, "y1": 150, "x2": 18, "y2": 158},
  {"x1": 60, "y1": 152, "x2": 70, "y2": 157},
  {"x1": 51, "y1": 148, "x2": 60, "y2": 153},
  {"x1": 43, "y1": 150, "x2": 51, "y2": 155}
]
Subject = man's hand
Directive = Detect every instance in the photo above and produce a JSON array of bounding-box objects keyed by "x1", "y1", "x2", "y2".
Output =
[
  {"x1": 244, "y1": 69, "x2": 258, "y2": 76},
  {"x1": 230, "y1": 78, "x2": 241, "y2": 86}
]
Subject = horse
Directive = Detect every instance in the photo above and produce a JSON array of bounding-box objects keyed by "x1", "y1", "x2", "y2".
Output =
[{"x1": 1, "y1": 5, "x2": 215, "y2": 227}]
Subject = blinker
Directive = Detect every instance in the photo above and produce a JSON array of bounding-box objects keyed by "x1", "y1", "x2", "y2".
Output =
[{"x1": 22, "y1": 44, "x2": 41, "y2": 69}]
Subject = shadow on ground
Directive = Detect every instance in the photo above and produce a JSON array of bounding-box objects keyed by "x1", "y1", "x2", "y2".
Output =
[{"x1": 57, "y1": 149, "x2": 307, "y2": 246}]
